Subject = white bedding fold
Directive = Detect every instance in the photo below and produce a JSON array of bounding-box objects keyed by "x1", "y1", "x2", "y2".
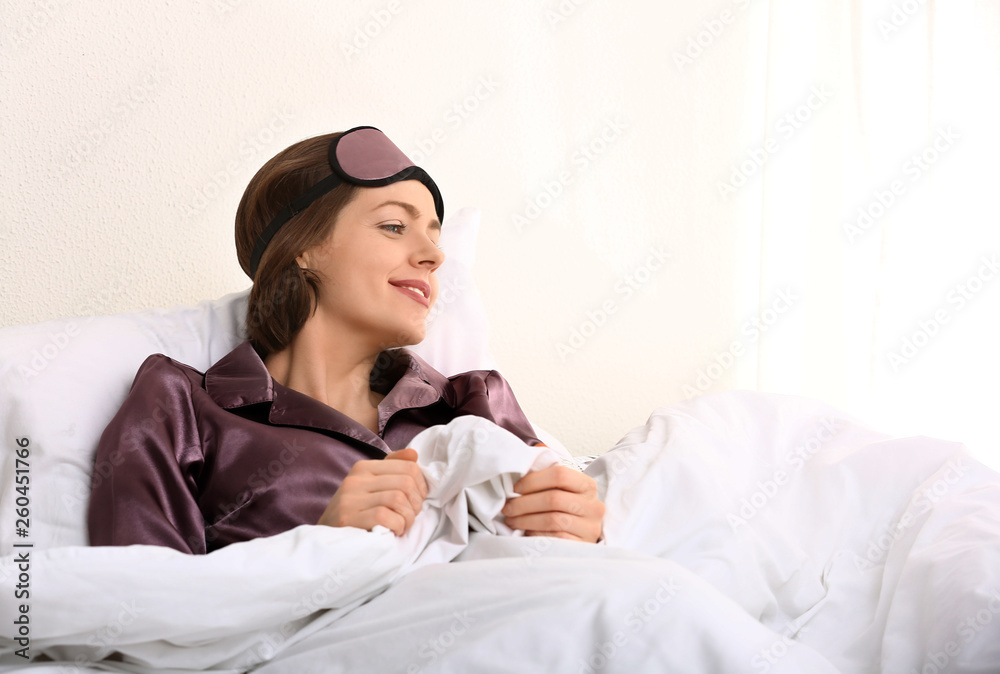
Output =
[
  {"x1": 591, "y1": 391, "x2": 1000, "y2": 673},
  {"x1": 252, "y1": 535, "x2": 840, "y2": 674}
]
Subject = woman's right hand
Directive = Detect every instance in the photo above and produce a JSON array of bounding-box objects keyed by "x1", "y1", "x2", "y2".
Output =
[{"x1": 316, "y1": 448, "x2": 428, "y2": 536}]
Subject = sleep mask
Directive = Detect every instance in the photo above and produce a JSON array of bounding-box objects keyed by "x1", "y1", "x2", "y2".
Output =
[{"x1": 249, "y1": 125, "x2": 444, "y2": 279}]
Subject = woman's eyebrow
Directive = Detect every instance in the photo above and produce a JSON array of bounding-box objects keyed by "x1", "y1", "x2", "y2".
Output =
[{"x1": 372, "y1": 200, "x2": 441, "y2": 230}]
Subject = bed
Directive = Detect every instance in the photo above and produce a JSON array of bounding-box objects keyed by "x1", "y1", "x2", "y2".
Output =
[{"x1": 2, "y1": 208, "x2": 999, "y2": 673}]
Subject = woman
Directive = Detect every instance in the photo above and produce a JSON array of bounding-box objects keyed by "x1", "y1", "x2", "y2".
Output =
[{"x1": 86, "y1": 126, "x2": 604, "y2": 554}]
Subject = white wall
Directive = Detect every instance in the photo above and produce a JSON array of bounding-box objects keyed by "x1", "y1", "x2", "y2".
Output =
[{"x1": 2, "y1": 1, "x2": 997, "y2": 462}]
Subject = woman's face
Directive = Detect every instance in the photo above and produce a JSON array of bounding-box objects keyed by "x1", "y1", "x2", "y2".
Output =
[{"x1": 297, "y1": 179, "x2": 445, "y2": 349}]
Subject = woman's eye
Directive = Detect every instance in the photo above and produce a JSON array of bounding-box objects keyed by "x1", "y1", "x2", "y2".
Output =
[{"x1": 380, "y1": 222, "x2": 406, "y2": 234}]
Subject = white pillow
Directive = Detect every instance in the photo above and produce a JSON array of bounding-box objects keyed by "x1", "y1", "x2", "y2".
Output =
[{"x1": 0, "y1": 206, "x2": 567, "y2": 556}]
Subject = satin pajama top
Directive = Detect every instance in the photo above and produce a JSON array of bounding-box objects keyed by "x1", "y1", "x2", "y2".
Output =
[{"x1": 86, "y1": 341, "x2": 542, "y2": 554}]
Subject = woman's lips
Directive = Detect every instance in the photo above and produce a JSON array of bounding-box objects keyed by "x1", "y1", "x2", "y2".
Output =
[{"x1": 391, "y1": 284, "x2": 430, "y2": 308}]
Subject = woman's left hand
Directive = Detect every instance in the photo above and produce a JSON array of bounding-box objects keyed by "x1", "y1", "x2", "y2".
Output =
[{"x1": 501, "y1": 465, "x2": 605, "y2": 543}]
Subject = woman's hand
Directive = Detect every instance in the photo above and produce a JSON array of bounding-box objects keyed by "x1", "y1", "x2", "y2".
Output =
[
  {"x1": 317, "y1": 448, "x2": 427, "y2": 536},
  {"x1": 501, "y1": 465, "x2": 605, "y2": 543}
]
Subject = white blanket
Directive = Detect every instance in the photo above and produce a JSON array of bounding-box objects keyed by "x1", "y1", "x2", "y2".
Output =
[{"x1": 2, "y1": 391, "x2": 999, "y2": 673}]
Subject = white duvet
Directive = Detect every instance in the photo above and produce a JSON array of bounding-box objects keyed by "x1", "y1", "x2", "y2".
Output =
[{"x1": 1, "y1": 391, "x2": 999, "y2": 673}]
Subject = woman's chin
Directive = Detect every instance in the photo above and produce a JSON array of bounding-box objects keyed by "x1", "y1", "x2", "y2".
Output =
[{"x1": 384, "y1": 325, "x2": 426, "y2": 349}]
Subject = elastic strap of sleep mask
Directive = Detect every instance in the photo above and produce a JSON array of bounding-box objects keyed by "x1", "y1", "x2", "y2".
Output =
[{"x1": 248, "y1": 126, "x2": 444, "y2": 279}]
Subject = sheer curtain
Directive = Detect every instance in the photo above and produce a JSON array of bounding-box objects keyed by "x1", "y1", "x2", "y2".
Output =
[{"x1": 732, "y1": 0, "x2": 1000, "y2": 468}]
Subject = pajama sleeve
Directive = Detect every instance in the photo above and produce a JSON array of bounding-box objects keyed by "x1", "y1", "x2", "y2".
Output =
[{"x1": 87, "y1": 355, "x2": 208, "y2": 554}]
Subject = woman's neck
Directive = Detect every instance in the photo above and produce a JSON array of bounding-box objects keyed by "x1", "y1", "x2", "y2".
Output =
[{"x1": 263, "y1": 317, "x2": 386, "y2": 418}]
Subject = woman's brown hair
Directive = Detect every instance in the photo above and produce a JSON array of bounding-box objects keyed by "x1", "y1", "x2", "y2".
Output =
[{"x1": 235, "y1": 132, "x2": 360, "y2": 356}]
